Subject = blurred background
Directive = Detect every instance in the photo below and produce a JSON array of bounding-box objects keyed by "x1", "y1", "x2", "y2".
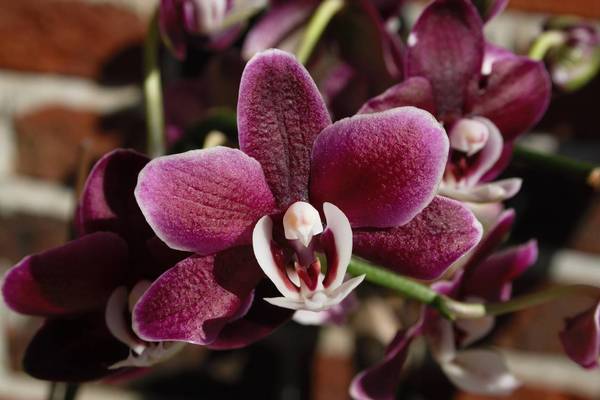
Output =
[{"x1": 0, "y1": 0, "x2": 599, "y2": 399}]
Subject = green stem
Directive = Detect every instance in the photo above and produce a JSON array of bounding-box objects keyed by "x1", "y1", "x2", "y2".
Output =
[
  {"x1": 144, "y1": 11, "x2": 166, "y2": 158},
  {"x1": 47, "y1": 383, "x2": 79, "y2": 400},
  {"x1": 512, "y1": 145, "x2": 600, "y2": 191},
  {"x1": 296, "y1": 0, "x2": 344, "y2": 64},
  {"x1": 528, "y1": 30, "x2": 566, "y2": 60}
]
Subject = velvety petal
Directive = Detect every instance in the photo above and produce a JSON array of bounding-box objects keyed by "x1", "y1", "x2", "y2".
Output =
[
  {"x1": 2, "y1": 232, "x2": 128, "y2": 317},
  {"x1": 242, "y1": 0, "x2": 317, "y2": 60},
  {"x1": 560, "y1": 302, "x2": 600, "y2": 369},
  {"x1": 208, "y1": 280, "x2": 293, "y2": 349},
  {"x1": 441, "y1": 349, "x2": 520, "y2": 395},
  {"x1": 135, "y1": 147, "x2": 277, "y2": 254},
  {"x1": 23, "y1": 313, "x2": 129, "y2": 382},
  {"x1": 353, "y1": 196, "x2": 482, "y2": 280},
  {"x1": 406, "y1": 0, "x2": 484, "y2": 118},
  {"x1": 462, "y1": 240, "x2": 538, "y2": 302},
  {"x1": 350, "y1": 315, "x2": 425, "y2": 400},
  {"x1": 357, "y1": 77, "x2": 436, "y2": 115},
  {"x1": 132, "y1": 247, "x2": 264, "y2": 345},
  {"x1": 238, "y1": 49, "x2": 332, "y2": 209},
  {"x1": 467, "y1": 55, "x2": 551, "y2": 141},
  {"x1": 310, "y1": 107, "x2": 448, "y2": 229},
  {"x1": 77, "y1": 149, "x2": 151, "y2": 239}
]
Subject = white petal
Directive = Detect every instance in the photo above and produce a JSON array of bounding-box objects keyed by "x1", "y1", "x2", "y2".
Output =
[
  {"x1": 252, "y1": 215, "x2": 299, "y2": 299},
  {"x1": 456, "y1": 315, "x2": 496, "y2": 347},
  {"x1": 110, "y1": 341, "x2": 185, "y2": 369},
  {"x1": 322, "y1": 202, "x2": 353, "y2": 289},
  {"x1": 441, "y1": 349, "x2": 520, "y2": 395},
  {"x1": 293, "y1": 309, "x2": 331, "y2": 326},
  {"x1": 439, "y1": 178, "x2": 522, "y2": 203},
  {"x1": 263, "y1": 296, "x2": 305, "y2": 310},
  {"x1": 283, "y1": 201, "x2": 323, "y2": 247},
  {"x1": 464, "y1": 117, "x2": 503, "y2": 186},
  {"x1": 128, "y1": 280, "x2": 151, "y2": 312},
  {"x1": 327, "y1": 275, "x2": 365, "y2": 304},
  {"x1": 105, "y1": 287, "x2": 146, "y2": 355},
  {"x1": 449, "y1": 118, "x2": 490, "y2": 156},
  {"x1": 426, "y1": 317, "x2": 457, "y2": 364}
]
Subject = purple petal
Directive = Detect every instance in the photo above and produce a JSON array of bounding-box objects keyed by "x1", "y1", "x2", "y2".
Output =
[
  {"x1": 133, "y1": 246, "x2": 264, "y2": 345},
  {"x1": 159, "y1": 0, "x2": 188, "y2": 60},
  {"x1": 406, "y1": 0, "x2": 484, "y2": 118},
  {"x1": 238, "y1": 49, "x2": 332, "y2": 209},
  {"x1": 23, "y1": 313, "x2": 129, "y2": 382},
  {"x1": 77, "y1": 149, "x2": 151, "y2": 239},
  {"x1": 461, "y1": 240, "x2": 538, "y2": 302},
  {"x1": 2, "y1": 232, "x2": 128, "y2": 317},
  {"x1": 357, "y1": 77, "x2": 436, "y2": 115},
  {"x1": 310, "y1": 107, "x2": 448, "y2": 229},
  {"x1": 208, "y1": 280, "x2": 293, "y2": 349},
  {"x1": 242, "y1": 1, "x2": 317, "y2": 60},
  {"x1": 353, "y1": 196, "x2": 482, "y2": 280},
  {"x1": 350, "y1": 315, "x2": 425, "y2": 400},
  {"x1": 135, "y1": 147, "x2": 277, "y2": 254},
  {"x1": 560, "y1": 302, "x2": 600, "y2": 369},
  {"x1": 467, "y1": 54, "x2": 551, "y2": 141}
]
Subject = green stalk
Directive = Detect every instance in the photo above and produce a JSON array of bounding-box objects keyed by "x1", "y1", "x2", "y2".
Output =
[
  {"x1": 296, "y1": 0, "x2": 344, "y2": 64},
  {"x1": 513, "y1": 145, "x2": 600, "y2": 191},
  {"x1": 144, "y1": 11, "x2": 166, "y2": 158},
  {"x1": 528, "y1": 30, "x2": 566, "y2": 60}
]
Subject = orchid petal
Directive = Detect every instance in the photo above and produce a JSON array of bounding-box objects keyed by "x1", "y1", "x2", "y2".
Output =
[
  {"x1": 293, "y1": 293, "x2": 357, "y2": 326},
  {"x1": 357, "y1": 77, "x2": 436, "y2": 115},
  {"x1": 77, "y1": 149, "x2": 150, "y2": 239},
  {"x1": 135, "y1": 147, "x2": 277, "y2": 254},
  {"x1": 350, "y1": 315, "x2": 425, "y2": 400},
  {"x1": 132, "y1": 247, "x2": 263, "y2": 345},
  {"x1": 439, "y1": 178, "x2": 522, "y2": 203},
  {"x1": 462, "y1": 117, "x2": 503, "y2": 186},
  {"x1": 462, "y1": 240, "x2": 538, "y2": 302},
  {"x1": 321, "y1": 202, "x2": 353, "y2": 289},
  {"x1": 263, "y1": 296, "x2": 305, "y2": 310},
  {"x1": 252, "y1": 215, "x2": 300, "y2": 298},
  {"x1": 327, "y1": 274, "x2": 366, "y2": 303},
  {"x1": 426, "y1": 316, "x2": 457, "y2": 364},
  {"x1": 23, "y1": 313, "x2": 128, "y2": 382},
  {"x1": 560, "y1": 302, "x2": 600, "y2": 369},
  {"x1": 2, "y1": 232, "x2": 128, "y2": 317},
  {"x1": 310, "y1": 107, "x2": 448, "y2": 229},
  {"x1": 105, "y1": 287, "x2": 146, "y2": 355},
  {"x1": 441, "y1": 349, "x2": 520, "y2": 395},
  {"x1": 455, "y1": 297, "x2": 496, "y2": 346},
  {"x1": 353, "y1": 196, "x2": 482, "y2": 280},
  {"x1": 467, "y1": 53, "x2": 551, "y2": 141},
  {"x1": 238, "y1": 49, "x2": 331, "y2": 209},
  {"x1": 406, "y1": 0, "x2": 484, "y2": 118}
]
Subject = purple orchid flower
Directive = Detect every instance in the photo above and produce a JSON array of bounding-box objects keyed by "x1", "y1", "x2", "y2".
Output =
[
  {"x1": 560, "y1": 300, "x2": 600, "y2": 369},
  {"x1": 132, "y1": 49, "x2": 482, "y2": 347},
  {"x1": 1, "y1": 149, "x2": 187, "y2": 381},
  {"x1": 160, "y1": 0, "x2": 267, "y2": 59},
  {"x1": 351, "y1": 209, "x2": 538, "y2": 399},
  {"x1": 359, "y1": 0, "x2": 551, "y2": 204}
]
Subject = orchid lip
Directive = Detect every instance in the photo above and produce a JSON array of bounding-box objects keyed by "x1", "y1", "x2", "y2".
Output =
[{"x1": 252, "y1": 201, "x2": 363, "y2": 312}]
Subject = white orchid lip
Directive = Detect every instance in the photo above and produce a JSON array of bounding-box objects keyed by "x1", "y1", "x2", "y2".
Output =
[
  {"x1": 449, "y1": 118, "x2": 489, "y2": 156},
  {"x1": 105, "y1": 281, "x2": 183, "y2": 369},
  {"x1": 252, "y1": 201, "x2": 364, "y2": 312}
]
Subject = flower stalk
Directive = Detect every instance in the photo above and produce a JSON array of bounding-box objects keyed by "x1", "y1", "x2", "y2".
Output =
[
  {"x1": 528, "y1": 30, "x2": 566, "y2": 60},
  {"x1": 296, "y1": 0, "x2": 344, "y2": 64},
  {"x1": 144, "y1": 11, "x2": 166, "y2": 158},
  {"x1": 513, "y1": 145, "x2": 600, "y2": 191}
]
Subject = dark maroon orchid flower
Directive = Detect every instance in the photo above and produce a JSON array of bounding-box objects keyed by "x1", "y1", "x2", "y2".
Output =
[
  {"x1": 359, "y1": 0, "x2": 551, "y2": 204},
  {"x1": 2, "y1": 149, "x2": 186, "y2": 381},
  {"x1": 351, "y1": 209, "x2": 538, "y2": 399},
  {"x1": 159, "y1": 0, "x2": 267, "y2": 59},
  {"x1": 560, "y1": 300, "x2": 600, "y2": 369},
  {"x1": 132, "y1": 49, "x2": 482, "y2": 347}
]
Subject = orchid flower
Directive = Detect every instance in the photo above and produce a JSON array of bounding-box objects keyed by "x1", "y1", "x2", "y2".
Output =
[
  {"x1": 1, "y1": 150, "x2": 186, "y2": 381},
  {"x1": 351, "y1": 209, "x2": 538, "y2": 399},
  {"x1": 160, "y1": 0, "x2": 267, "y2": 59},
  {"x1": 132, "y1": 49, "x2": 482, "y2": 348},
  {"x1": 358, "y1": 0, "x2": 551, "y2": 204},
  {"x1": 560, "y1": 300, "x2": 600, "y2": 368}
]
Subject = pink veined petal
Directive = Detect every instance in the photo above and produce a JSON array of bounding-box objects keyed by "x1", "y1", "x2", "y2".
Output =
[
  {"x1": 242, "y1": 0, "x2": 317, "y2": 60},
  {"x1": 350, "y1": 312, "x2": 425, "y2": 400},
  {"x1": 321, "y1": 202, "x2": 353, "y2": 289},
  {"x1": 2, "y1": 232, "x2": 128, "y2": 317},
  {"x1": 357, "y1": 77, "x2": 437, "y2": 115},
  {"x1": 405, "y1": 0, "x2": 484, "y2": 118},
  {"x1": 132, "y1": 247, "x2": 264, "y2": 345},
  {"x1": 310, "y1": 107, "x2": 449, "y2": 229},
  {"x1": 560, "y1": 302, "x2": 600, "y2": 369},
  {"x1": 252, "y1": 215, "x2": 300, "y2": 299},
  {"x1": 467, "y1": 52, "x2": 551, "y2": 141},
  {"x1": 353, "y1": 196, "x2": 482, "y2": 280},
  {"x1": 238, "y1": 49, "x2": 332, "y2": 209},
  {"x1": 135, "y1": 147, "x2": 277, "y2": 255},
  {"x1": 441, "y1": 349, "x2": 520, "y2": 395}
]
